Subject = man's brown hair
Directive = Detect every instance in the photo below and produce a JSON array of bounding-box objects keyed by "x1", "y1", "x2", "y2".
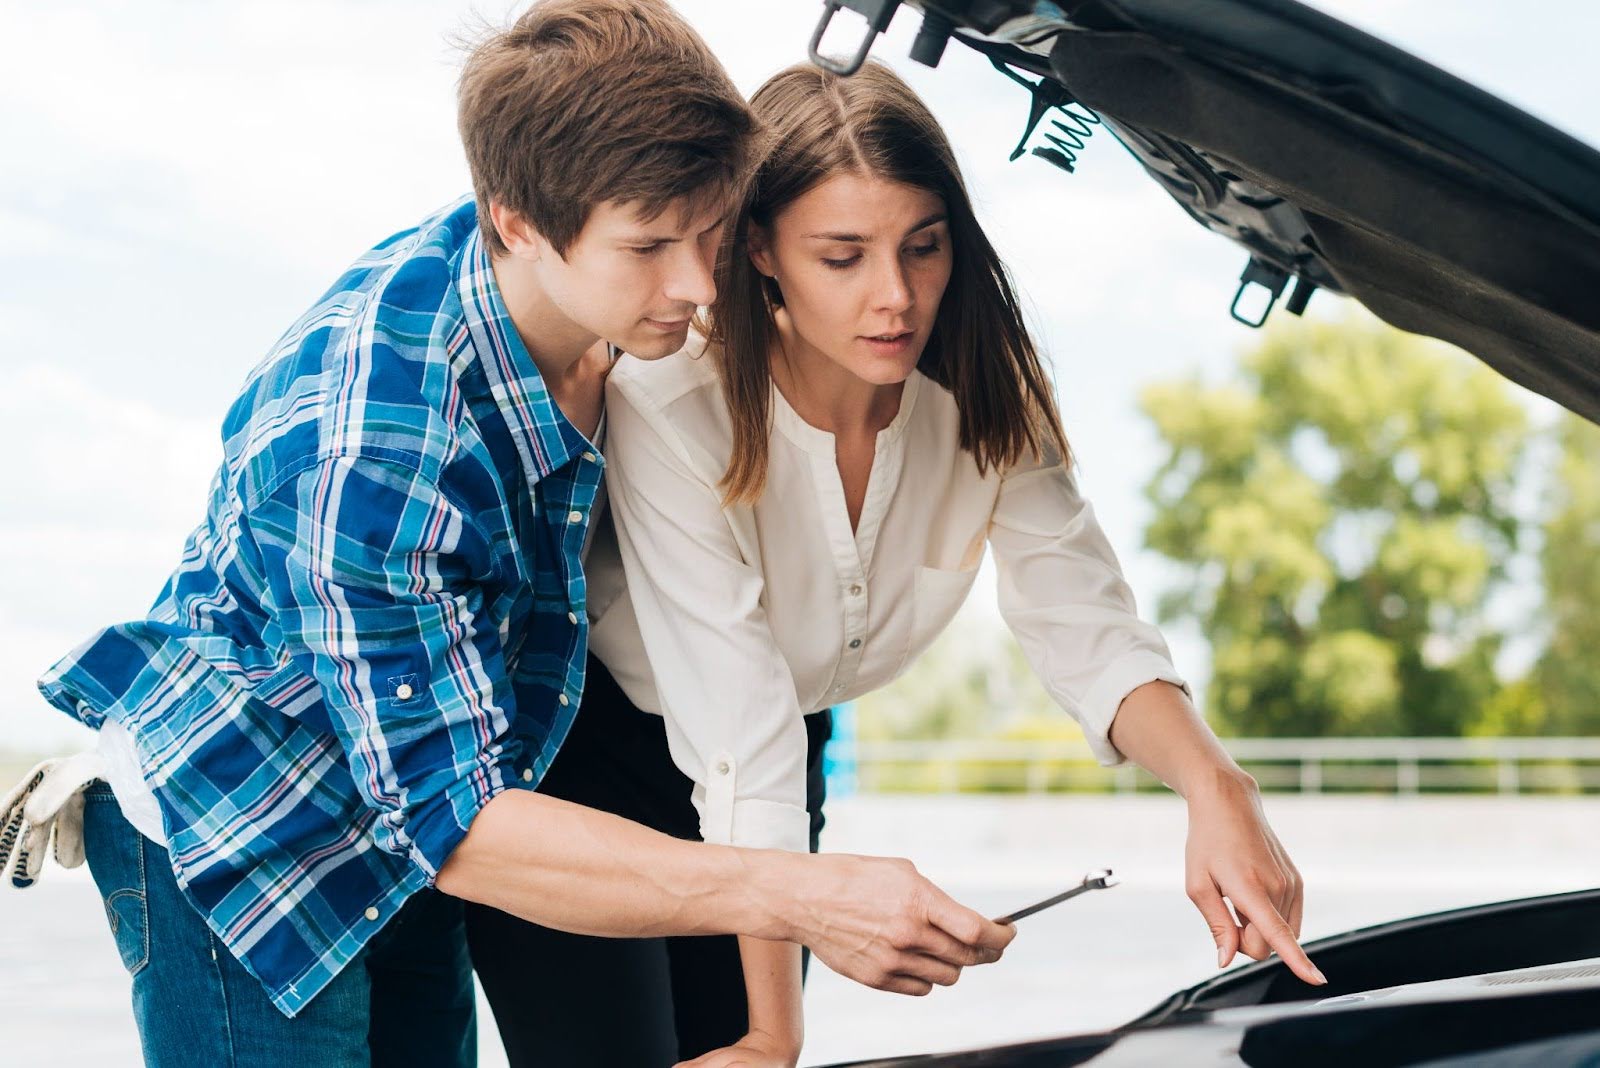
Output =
[
  {"x1": 458, "y1": 0, "x2": 757, "y2": 257},
  {"x1": 710, "y1": 61, "x2": 1071, "y2": 503}
]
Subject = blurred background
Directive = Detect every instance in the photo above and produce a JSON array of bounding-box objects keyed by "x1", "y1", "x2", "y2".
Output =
[{"x1": 3, "y1": 1, "x2": 1598, "y2": 1064}]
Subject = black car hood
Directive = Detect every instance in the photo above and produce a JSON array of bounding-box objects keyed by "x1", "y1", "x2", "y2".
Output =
[
  {"x1": 813, "y1": 0, "x2": 1600, "y2": 424},
  {"x1": 822, "y1": 888, "x2": 1600, "y2": 1066}
]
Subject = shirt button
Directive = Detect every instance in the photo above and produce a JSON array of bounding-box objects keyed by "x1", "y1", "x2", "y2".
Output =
[
  {"x1": 558, "y1": 693, "x2": 570, "y2": 706},
  {"x1": 364, "y1": 907, "x2": 380, "y2": 922},
  {"x1": 567, "y1": 510, "x2": 583, "y2": 524},
  {"x1": 567, "y1": 611, "x2": 578, "y2": 625},
  {"x1": 394, "y1": 683, "x2": 414, "y2": 701},
  {"x1": 849, "y1": 584, "x2": 863, "y2": 596},
  {"x1": 848, "y1": 638, "x2": 862, "y2": 649},
  {"x1": 582, "y1": 451, "x2": 597, "y2": 463},
  {"x1": 522, "y1": 768, "x2": 534, "y2": 783},
  {"x1": 714, "y1": 760, "x2": 731, "y2": 775}
]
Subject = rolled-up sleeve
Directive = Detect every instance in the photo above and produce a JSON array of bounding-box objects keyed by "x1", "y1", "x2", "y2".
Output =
[
  {"x1": 254, "y1": 455, "x2": 520, "y2": 881},
  {"x1": 990, "y1": 455, "x2": 1189, "y2": 766},
  {"x1": 604, "y1": 384, "x2": 810, "y2": 854}
]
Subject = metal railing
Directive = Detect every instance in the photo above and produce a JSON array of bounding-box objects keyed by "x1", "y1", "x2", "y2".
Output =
[{"x1": 841, "y1": 737, "x2": 1600, "y2": 795}]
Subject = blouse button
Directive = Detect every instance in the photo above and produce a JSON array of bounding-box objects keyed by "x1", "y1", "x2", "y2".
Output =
[
  {"x1": 714, "y1": 760, "x2": 731, "y2": 776},
  {"x1": 364, "y1": 907, "x2": 380, "y2": 922},
  {"x1": 848, "y1": 584, "x2": 863, "y2": 596},
  {"x1": 848, "y1": 638, "x2": 862, "y2": 649}
]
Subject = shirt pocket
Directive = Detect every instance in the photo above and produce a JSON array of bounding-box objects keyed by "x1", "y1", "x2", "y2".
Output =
[{"x1": 894, "y1": 564, "x2": 981, "y2": 677}]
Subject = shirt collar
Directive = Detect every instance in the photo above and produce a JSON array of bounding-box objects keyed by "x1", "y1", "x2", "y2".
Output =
[{"x1": 454, "y1": 225, "x2": 588, "y2": 481}]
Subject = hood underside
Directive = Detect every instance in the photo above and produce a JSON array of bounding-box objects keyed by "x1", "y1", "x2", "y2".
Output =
[{"x1": 820, "y1": 0, "x2": 1600, "y2": 424}]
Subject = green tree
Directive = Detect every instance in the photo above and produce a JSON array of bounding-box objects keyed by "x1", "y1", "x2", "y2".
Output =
[
  {"x1": 1533, "y1": 414, "x2": 1600, "y2": 734},
  {"x1": 1141, "y1": 312, "x2": 1531, "y2": 736}
]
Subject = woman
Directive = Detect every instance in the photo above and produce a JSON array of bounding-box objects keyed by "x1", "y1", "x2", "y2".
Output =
[{"x1": 467, "y1": 60, "x2": 1321, "y2": 1068}]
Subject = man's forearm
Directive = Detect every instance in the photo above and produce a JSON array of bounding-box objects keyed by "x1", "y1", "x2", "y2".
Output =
[
  {"x1": 1107, "y1": 680, "x2": 1253, "y2": 799},
  {"x1": 435, "y1": 789, "x2": 791, "y2": 940}
]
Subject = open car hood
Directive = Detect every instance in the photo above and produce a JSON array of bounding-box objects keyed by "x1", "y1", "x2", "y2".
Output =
[
  {"x1": 807, "y1": 0, "x2": 1600, "y2": 425},
  {"x1": 824, "y1": 888, "x2": 1600, "y2": 1066}
]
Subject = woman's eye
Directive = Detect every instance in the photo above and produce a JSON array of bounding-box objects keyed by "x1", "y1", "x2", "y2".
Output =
[
  {"x1": 908, "y1": 241, "x2": 942, "y2": 257},
  {"x1": 821, "y1": 255, "x2": 861, "y2": 270}
]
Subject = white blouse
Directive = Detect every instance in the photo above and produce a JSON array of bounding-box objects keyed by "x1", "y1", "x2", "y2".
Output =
[{"x1": 587, "y1": 337, "x2": 1187, "y2": 855}]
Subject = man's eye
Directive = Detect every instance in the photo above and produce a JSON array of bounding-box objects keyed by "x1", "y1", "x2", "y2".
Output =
[
  {"x1": 631, "y1": 243, "x2": 665, "y2": 256},
  {"x1": 822, "y1": 256, "x2": 861, "y2": 270}
]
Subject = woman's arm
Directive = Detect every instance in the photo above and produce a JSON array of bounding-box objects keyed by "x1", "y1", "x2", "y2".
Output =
[
  {"x1": 672, "y1": 937, "x2": 806, "y2": 1068},
  {"x1": 602, "y1": 371, "x2": 1003, "y2": 1060},
  {"x1": 603, "y1": 374, "x2": 812, "y2": 1055},
  {"x1": 604, "y1": 374, "x2": 813, "y2": 857},
  {"x1": 988, "y1": 456, "x2": 1323, "y2": 984},
  {"x1": 1110, "y1": 680, "x2": 1324, "y2": 984}
]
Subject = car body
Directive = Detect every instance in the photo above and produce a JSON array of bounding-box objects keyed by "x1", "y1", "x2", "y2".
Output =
[
  {"x1": 803, "y1": 2, "x2": 1600, "y2": 1064},
  {"x1": 823, "y1": 888, "x2": 1600, "y2": 1066},
  {"x1": 808, "y1": 0, "x2": 1600, "y2": 425}
]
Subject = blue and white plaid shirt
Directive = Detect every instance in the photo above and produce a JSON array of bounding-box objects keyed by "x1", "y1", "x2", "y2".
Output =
[{"x1": 39, "y1": 198, "x2": 601, "y2": 1016}]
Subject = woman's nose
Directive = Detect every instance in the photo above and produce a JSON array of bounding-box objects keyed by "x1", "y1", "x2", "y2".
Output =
[{"x1": 872, "y1": 258, "x2": 914, "y2": 314}]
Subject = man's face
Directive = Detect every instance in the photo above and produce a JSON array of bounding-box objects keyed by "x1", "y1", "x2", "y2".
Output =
[{"x1": 523, "y1": 197, "x2": 728, "y2": 360}]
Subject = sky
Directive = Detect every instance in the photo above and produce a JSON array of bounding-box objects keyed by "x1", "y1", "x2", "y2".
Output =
[{"x1": 3, "y1": 0, "x2": 1597, "y2": 751}]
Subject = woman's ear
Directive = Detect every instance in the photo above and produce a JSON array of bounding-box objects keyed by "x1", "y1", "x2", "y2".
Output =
[{"x1": 747, "y1": 223, "x2": 776, "y2": 278}]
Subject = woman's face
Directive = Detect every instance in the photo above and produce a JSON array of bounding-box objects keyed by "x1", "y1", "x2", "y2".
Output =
[{"x1": 749, "y1": 172, "x2": 953, "y2": 386}]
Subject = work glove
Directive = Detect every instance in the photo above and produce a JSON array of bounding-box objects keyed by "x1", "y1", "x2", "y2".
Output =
[{"x1": 1, "y1": 751, "x2": 106, "y2": 888}]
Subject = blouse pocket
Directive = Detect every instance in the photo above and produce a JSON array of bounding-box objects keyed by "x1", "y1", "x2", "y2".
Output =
[{"x1": 894, "y1": 564, "x2": 981, "y2": 677}]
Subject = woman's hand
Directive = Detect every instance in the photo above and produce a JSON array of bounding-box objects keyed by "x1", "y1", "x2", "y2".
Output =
[
  {"x1": 1105, "y1": 680, "x2": 1326, "y2": 987},
  {"x1": 1184, "y1": 767, "x2": 1325, "y2": 984},
  {"x1": 673, "y1": 1028, "x2": 799, "y2": 1068}
]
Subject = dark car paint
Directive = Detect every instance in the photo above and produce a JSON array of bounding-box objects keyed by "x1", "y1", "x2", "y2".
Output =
[
  {"x1": 815, "y1": 0, "x2": 1600, "y2": 425},
  {"x1": 821, "y1": 890, "x2": 1600, "y2": 1066},
  {"x1": 806, "y1": 4, "x2": 1600, "y2": 1064}
]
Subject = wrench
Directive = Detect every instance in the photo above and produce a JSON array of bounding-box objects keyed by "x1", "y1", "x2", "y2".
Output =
[{"x1": 995, "y1": 869, "x2": 1119, "y2": 924}]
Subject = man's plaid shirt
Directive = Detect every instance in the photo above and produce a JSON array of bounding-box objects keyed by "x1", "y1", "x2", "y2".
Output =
[{"x1": 39, "y1": 198, "x2": 601, "y2": 1016}]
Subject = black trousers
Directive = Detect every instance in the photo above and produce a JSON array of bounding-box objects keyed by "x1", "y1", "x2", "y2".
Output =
[{"x1": 466, "y1": 657, "x2": 831, "y2": 1068}]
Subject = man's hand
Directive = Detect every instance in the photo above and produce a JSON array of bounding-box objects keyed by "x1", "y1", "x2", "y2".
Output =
[
  {"x1": 1184, "y1": 768, "x2": 1325, "y2": 985},
  {"x1": 747, "y1": 851, "x2": 1016, "y2": 995}
]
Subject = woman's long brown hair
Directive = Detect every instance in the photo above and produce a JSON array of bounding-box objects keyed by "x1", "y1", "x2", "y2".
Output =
[{"x1": 709, "y1": 60, "x2": 1071, "y2": 504}]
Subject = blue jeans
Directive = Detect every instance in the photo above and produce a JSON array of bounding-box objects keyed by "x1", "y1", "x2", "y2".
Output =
[{"x1": 81, "y1": 782, "x2": 476, "y2": 1068}]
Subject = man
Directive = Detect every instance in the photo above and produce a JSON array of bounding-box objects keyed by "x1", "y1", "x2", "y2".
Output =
[{"x1": 6, "y1": 2, "x2": 1013, "y2": 1064}]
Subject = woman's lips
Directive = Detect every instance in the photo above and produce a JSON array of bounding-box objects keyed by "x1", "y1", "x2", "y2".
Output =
[{"x1": 860, "y1": 330, "x2": 914, "y2": 356}]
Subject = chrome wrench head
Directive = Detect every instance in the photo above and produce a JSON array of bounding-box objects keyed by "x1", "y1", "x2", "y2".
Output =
[{"x1": 1083, "y1": 869, "x2": 1119, "y2": 891}]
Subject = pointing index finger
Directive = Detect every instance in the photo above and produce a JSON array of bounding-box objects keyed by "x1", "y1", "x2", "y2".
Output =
[{"x1": 1230, "y1": 883, "x2": 1327, "y2": 986}]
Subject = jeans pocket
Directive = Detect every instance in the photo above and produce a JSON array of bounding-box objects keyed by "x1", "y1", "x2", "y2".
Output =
[
  {"x1": 82, "y1": 788, "x2": 150, "y2": 976},
  {"x1": 105, "y1": 887, "x2": 150, "y2": 974}
]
